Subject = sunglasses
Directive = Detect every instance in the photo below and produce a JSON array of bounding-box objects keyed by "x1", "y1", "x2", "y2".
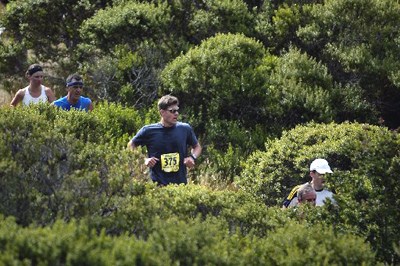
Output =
[{"x1": 167, "y1": 108, "x2": 179, "y2": 114}]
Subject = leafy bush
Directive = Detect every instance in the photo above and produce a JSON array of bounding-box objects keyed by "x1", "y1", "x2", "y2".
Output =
[
  {"x1": 0, "y1": 41, "x2": 26, "y2": 81},
  {"x1": 188, "y1": 0, "x2": 255, "y2": 42},
  {"x1": 80, "y1": 1, "x2": 172, "y2": 52},
  {"x1": 297, "y1": 0, "x2": 400, "y2": 128},
  {"x1": 95, "y1": 184, "x2": 285, "y2": 237},
  {"x1": 0, "y1": 104, "x2": 147, "y2": 225},
  {"x1": 0, "y1": 0, "x2": 107, "y2": 70},
  {"x1": 92, "y1": 101, "x2": 144, "y2": 145},
  {"x1": 161, "y1": 32, "x2": 273, "y2": 156},
  {"x1": 0, "y1": 108, "x2": 386, "y2": 263},
  {"x1": 161, "y1": 35, "x2": 377, "y2": 155},
  {"x1": 266, "y1": 47, "x2": 377, "y2": 127},
  {"x1": 0, "y1": 213, "x2": 378, "y2": 265},
  {"x1": 238, "y1": 121, "x2": 400, "y2": 262},
  {"x1": 79, "y1": 0, "x2": 175, "y2": 106},
  {"x1": 0, "y1": 215, "x2": 169, "y2": 265}
]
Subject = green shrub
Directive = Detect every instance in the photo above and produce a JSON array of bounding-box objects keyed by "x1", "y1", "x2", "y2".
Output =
[
  {"x1": 0, "y1": 103, "x2": 391, "y2": 263},
  {"x1": 161, "y1": 36, "x2": 377, "y2": 155},
  {"x1": 238, "y1": 121, "x2": 400, "y2": 263},
  {"x1": 0, "y1": 214, "x2": 378, "y2": 265},
  {"x1": 0, "y1": 215, "x2": 169, "y2": 265},
  {"x1": 161, "y1": 33, "x2": 268, "y2": 136},
  {"x1": 80, "y1": 1, "x2": 172, "y2": 52},
  {"x1": 92, "y1": 101, "x2": 144, "y2": 145},
  {"x1": 260, "y1": 221, "x2": 377, "y2": 265},
  {"x1": 95, "y1": 184, "x2": 292, "y2": 238},
  {"x1": 188, "y1": 0, "x2": 255, "y2": 41},
  {"x1": 266, "y1": 47, "x2": 377, "y2": 127},
  {"x1": 297, "y1": 0, "x2": 400, "y2": 128},
  {"x1": 0, "y1": 41, "x2": 26, "y2": 82},
  {"x1": 0, "y1": 104, "x2": 148, "y2": 225}
]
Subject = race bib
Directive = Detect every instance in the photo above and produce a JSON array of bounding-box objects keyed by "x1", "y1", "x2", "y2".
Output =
[{"x1": 161, "y1": 152, "x2": 180, "y2": 173}]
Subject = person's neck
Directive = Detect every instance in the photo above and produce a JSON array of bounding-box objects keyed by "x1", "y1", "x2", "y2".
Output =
[
  {"x1": 29, "y1": 83, "x2": 41, "y2": 91},
  {"x1": 311, "y1": 181, "x2": 323, "y2": 191},
  {"x1": 160, "y1": 119, "x2": 174, "y2": 128},
  {"x1": 67, "y1": 94, "x2": 78, "y2": 105}
]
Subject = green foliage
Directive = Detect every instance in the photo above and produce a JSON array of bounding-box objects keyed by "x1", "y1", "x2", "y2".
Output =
[
  {"x1": 297, "y1": 0, "x2": 400, "y2": 128},
  {"x1": 1, "y1": 0, "x2": 398, "y2": 128},
  {"x1": 1, "y1": 0, "x2": 109, "y2": 67},
  {"x1": 161, "y1": 33, "x2": 270, "y2": 150},
  {"x1": 267, "y1": 47, "x2": 334, "y2": 124},
  {"x1": 254, "y1": 1, "x2": 313, "y2": 52},
  {"x1": 0, "y1": 216, "x2": 169, "y2": 265},
  {"x1": 98, "y1": 184, "x2": 277, "y2": 236},
  {"x1": 80, "y1": 1, "x2": 171, "y2": 52},
  {"x1": 0, "y1": 41, "x2": 25, "y2": 79},
  {"x1": 0, "y1": 105, "x2": 390, "y2": 262},
  {"x1": 161, "y1": 33, "x2": 267, "y2": 121},
  {"x1": 261, "y1": 221, "x2": 377, "y2": 265},
  {"x1": 1, "y1": 0, "x2": 400, "y2": 263},
  {"x1": 92, "y1": 101, "x2": 144, "y2": 144},
  {"x1": 253, "y1": 1, "x2": 274, "y2": 44},
  {"x1": 200, "y1": 143, "x2": 244, "y2": 184},
  {"x1": 162, "y1": 37, "x2": 377, "y2": 156},
  {"x1": 80, "y1": 0, "x2": 174, "y2": 107},
  {"x1": 266, "y1": 47, "x2": 377, "y2": 126},
  {"x1": 188, "y1": 0, "x2": 255, "y2": 42},
  {"x1": 238, "y1": 121, "x2": 400, "y2": 262},
  {"x1": 0, "y1": 104, "x2": 147, "y2": 225},
  {"x1": 0, "y1": 213, "x2": 377, "y2": 265},
  {"x1": 298, "y1": 0, "x2": 400, "y2": 73},
  {"x1": 83, "y1": 43, "x2": 166, "y2": 107}
]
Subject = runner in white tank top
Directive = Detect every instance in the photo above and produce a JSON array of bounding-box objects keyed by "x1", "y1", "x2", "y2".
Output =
[
  {"x1": 10, "y1": 64, "x2": 56, "y2": 107},
  {"x1": 22, "y1": 85, "x2": 48, "y2": 105}
]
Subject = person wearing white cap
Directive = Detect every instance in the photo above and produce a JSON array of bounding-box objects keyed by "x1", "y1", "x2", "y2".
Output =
[{"x1": 282, "y1": 158, "x2": 335, "y2": 208}]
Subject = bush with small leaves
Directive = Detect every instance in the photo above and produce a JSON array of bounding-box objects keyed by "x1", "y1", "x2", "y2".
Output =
[
  {"x1": 0, "y1": 214, "x2": 378, "y2": 265},
  {"x1": 238, "y1": 121, "x2": 400, "y2": 263},
  {"x1": 0, "y1": 104, "x2": 147, "y2": 225}
]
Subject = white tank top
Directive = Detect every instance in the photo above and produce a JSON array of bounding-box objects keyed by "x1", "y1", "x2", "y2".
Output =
[{"x1": 22, "y1": 85, "x2": 48, "y2": 105}]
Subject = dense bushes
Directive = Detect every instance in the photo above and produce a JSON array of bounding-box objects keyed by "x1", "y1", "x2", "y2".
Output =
[
  {"x1": 2, "y1": 0, "x2": 400, "y2": 129},
  {"x1": 1, "y1": 0, "x2": 399, "y2": 264},
  {"x1": 80, "y1": 1, "x2": 172, "y2": 52},
  {"x1": 297, "y1": 0, "x2": 400, "y2": 128},
  {"x1": 0, "y1": 213, "x2": 377, "y2": 265},
  {"x1": 161, "y1": 33, "x2": 268, "y2": 137},
  {"x1": 0, "y1": 106, "x2": 397, "y2": 263},
  {"x1": 238, "y1": 121, "x2": 400, "y2": 262},
  {"x1": 0, "y1": 103, "x2": 147, "y2": 225},
  {"x1": 161, "y1": 34, "x2": 377, "y2": 152}
]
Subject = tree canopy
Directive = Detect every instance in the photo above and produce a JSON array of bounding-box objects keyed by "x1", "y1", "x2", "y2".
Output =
[
  {"x1": 0, "y1": 0, "x2": 400, "y2": 264},
  {"x1": 0, "y1": 0, "x2": 399, "y2": 130}
]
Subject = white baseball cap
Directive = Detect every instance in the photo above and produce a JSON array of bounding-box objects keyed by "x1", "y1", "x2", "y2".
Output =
[{"x1": 310, "y1": 158, "x2": 333, "y2": 174}]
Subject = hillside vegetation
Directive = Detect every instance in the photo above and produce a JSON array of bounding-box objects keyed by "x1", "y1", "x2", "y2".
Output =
[
  {"x1": 1, "y1": 0, "x2": 400, "y2": 264},
  {"x1": 0, "y1": 104, "x2": 398, "y2": 264}
]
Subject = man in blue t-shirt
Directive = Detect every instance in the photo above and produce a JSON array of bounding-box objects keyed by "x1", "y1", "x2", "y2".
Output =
[
  {"x1": 52, "y1": 73, "x2": 93, "y2": 111},
  {"x1": 127, "y1": 95, "x2": 202, "y2": 185}
]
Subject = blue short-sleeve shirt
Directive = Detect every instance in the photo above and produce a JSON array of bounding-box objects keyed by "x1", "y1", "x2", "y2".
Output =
[
  {"x1": 131, "y1": 122, "x2": 198, "y2": 185},
  {"x1": 53, "y1": 96, "x2": 92, "y2": 111}
]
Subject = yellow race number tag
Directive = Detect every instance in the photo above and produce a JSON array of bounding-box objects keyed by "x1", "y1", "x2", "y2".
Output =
[{"x1": 161, "y1": 152, "x2": 180, "y2": 172}]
